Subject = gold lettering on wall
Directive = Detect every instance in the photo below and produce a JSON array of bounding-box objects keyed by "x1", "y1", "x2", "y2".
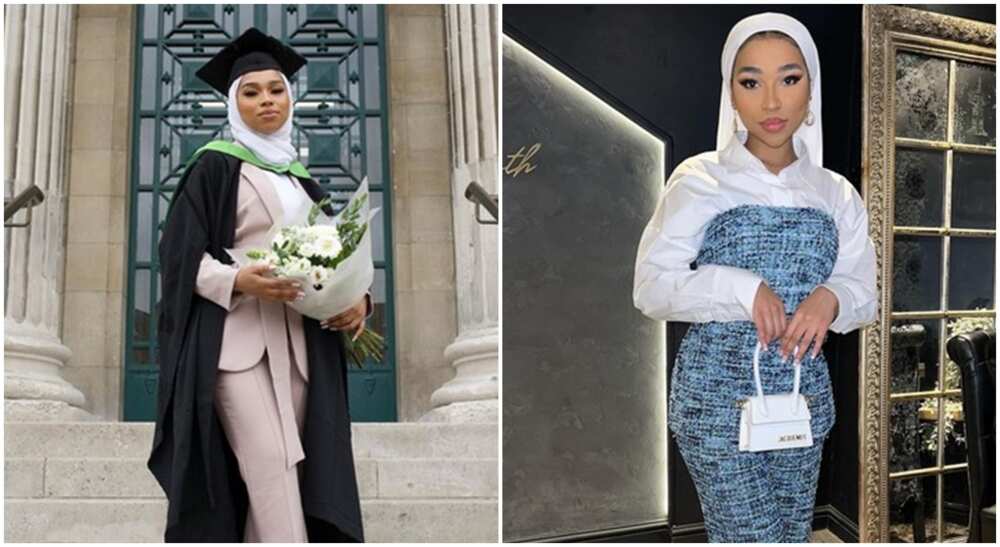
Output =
[{"x1": 503, "y1": 143, "x2": 541, "y2": 178}]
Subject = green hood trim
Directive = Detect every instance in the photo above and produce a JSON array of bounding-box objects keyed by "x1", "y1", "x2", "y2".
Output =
[{"x1": 188, "y1": 140, "x2": 311, "y2": 179}]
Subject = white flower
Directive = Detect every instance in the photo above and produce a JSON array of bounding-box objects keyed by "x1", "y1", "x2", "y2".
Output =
[
  {"x1": 299, "y1": 242, "x2": 320, "y2": 258},
  {"x1": 282, "y1": 257, "x2": 312, "y2": 278},
  {"x1": 309, "y1": 225, "x2": 327, "y2": 240},
  {"x1": 297, "y1": 257, "x2": 313, "y2": 273},
  {"x1": 302, "y1": 225, "x2": 342, "y2": 258},
  {"x1": 317, "y1": 235, "x2": 342, "y2": 258},
  {"x1": 309, "y1": 265, "x2": 331, "y2": 285}
]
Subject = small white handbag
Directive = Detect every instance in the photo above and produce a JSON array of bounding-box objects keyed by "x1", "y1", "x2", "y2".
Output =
[{"x1": 738, "y1": 341, "x2": 813, "y2": 452}]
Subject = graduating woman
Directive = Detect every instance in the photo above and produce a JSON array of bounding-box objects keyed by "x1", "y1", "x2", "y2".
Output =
[
  {"x1": 633, "y1": 13, "x2": 877, "y2": 542},
  {"x1": 147, "y1": 28, "x2": 369, "y2": 542}
]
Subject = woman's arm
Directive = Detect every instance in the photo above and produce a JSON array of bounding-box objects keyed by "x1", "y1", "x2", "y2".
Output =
[
  {"x1": 195, "y1": 252, "x2": 244, "y2": 311},
  {"x1": 633, "y1": 174, "x2": 764, "y2": 323},
  {"x1": 780, "y1": 179, "x2": 877, "y2": 362},
  {"x1": 817, "y1": 177, "x2": 878, "y2": 333},
  {"x1": 196, "y1": 253, "x2": 306, "y2": 310}
]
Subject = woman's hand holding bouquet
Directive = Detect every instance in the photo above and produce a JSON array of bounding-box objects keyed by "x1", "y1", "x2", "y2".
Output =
[{"x1": 228, "y1": 177, "x2": 386, "y2": 368}]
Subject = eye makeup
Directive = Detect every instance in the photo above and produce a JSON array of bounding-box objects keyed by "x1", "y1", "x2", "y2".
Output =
[{"x1": 736, "y1": 73, "x2": 803, "y2": 89}]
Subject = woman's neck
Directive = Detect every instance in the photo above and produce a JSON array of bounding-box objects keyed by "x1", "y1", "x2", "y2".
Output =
[{"x1": 745, "y1": 134, "x2": 797, "y2": 175}]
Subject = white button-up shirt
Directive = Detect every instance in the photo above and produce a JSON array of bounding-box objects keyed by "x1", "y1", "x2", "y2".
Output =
[
  {"x1": 633, "y1": 131, "x2": 878, "y2": 334},
  {"x1": 265, "y1": 170, "x2": 313, "y2": 225}
]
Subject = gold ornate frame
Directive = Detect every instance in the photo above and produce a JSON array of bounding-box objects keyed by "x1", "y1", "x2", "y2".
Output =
[{"x1": 860, "y1": 5, "x2": 995, "y2": 542}]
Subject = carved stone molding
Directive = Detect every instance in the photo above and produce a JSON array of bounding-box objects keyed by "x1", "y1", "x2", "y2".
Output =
[{"x1": 860, "y1": 5, "x2": 994, "y2": 542}]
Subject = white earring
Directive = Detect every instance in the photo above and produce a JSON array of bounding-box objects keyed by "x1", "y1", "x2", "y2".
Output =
[{"x1": 805, "y1": 110, "x2": 815, "y2": 126}]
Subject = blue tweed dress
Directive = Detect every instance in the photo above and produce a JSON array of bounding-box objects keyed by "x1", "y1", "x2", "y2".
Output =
[{"x1": 668, "y1": 204, "x2": 839, "y2": 542}]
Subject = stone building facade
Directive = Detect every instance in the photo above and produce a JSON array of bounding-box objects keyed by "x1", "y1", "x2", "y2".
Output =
[
  {"x1": 5, "y1": 3, "x2": 497, "y2": 424},
  {"x1": 4, "y1": 4, "x2": 498, "y2": 541}
]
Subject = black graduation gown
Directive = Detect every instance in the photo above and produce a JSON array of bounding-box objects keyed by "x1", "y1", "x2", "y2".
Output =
[{"x1": 147, "y1": 149, "x2": 365, "y2": 542}]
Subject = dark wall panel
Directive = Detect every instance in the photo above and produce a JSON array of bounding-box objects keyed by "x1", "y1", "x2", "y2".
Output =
[{"x1": 501, "y1": 34, "x2": 670, "y2": 541}]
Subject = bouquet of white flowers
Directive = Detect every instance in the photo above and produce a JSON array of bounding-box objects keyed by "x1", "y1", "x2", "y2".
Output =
[{"x1": 227, "y1": 176, "x2": 385, "y2": 368}]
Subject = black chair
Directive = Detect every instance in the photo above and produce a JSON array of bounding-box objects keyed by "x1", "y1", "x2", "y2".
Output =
[{"x1": 946, "y1": 327, "x2": 995, "y2": 542}]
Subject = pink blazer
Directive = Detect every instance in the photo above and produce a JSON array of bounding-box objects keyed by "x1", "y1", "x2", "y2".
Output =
[{"x1": 194, "y1": 162, "x2": 372, "y2": 379}]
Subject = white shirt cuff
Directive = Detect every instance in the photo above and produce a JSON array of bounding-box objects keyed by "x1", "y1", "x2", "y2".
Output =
[
  {"x1": 819, "y1": 282, "x2": 852, "y2": 333},
  {"x1": 727, "y1": 267, "x2": 764, "y2": 318}
]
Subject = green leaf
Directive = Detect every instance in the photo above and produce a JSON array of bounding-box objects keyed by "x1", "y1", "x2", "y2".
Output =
[{"x1": 307, "y1": 195, "x2": 334, "y2": 226}]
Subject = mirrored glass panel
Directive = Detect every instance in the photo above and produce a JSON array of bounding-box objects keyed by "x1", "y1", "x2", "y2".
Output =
[
  {"x1": 948, "y1": 237, "x2": 995, "y2": 310},
  {"x1": 954, "y1": 61, "x2": 996, "y2": 147},
  {"x1": 892, "y1": 235, "x2": 943, "y2": 312},
  {"x1": 895, "y1": 52, "x2": 949, "y2": 141},
  {"x1": 951, "y1": 152, "x2": 996, "y2": 230},
  {"x1": 941, "y1": 471, "x2": 971, "y2": 540},
  {"x1": 894, "y1": 147, "x2": 945, "y2": 227},
  {"x1": 890, "y1": 397, "x2": 937, "y2": 474},
  {"x1": 890, "y1": 320, "x2": 941, "y2": 394},
  {"x1": 937, "y1": 396, "x2": 969, "y2": 466},
  {"x1": 889, "y1": 474, "x2": 939, "y2": 542}
]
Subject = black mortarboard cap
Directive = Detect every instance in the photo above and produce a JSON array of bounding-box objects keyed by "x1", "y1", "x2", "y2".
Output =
[{"x1": 195, "y1": 27, "x2": 306, "y2": 95}]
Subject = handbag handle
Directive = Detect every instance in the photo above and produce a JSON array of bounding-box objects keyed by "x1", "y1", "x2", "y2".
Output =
[{"x1": 752, "y1": 341, "x2": 802, "y2": 416}]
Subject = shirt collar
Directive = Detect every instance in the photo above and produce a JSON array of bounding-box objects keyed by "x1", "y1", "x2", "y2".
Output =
[{"x1": 719, "y1": 130, "x2": 810, "y2": 185}]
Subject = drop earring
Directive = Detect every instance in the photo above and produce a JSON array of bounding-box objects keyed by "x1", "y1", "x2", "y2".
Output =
[{"x1": 805, "y1": 110, "x2": 815, "y2": 126}]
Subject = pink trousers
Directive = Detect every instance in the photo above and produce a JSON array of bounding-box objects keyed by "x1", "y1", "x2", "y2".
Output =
[{"x1": 214, "y1": 348, "x2": 309, "y2": 542}]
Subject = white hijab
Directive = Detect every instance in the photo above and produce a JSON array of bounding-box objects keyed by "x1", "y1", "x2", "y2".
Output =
[
  {"x1": 716, "y1": 12, "x2": 824, "y2": 167},
  {"x1": 227, "y1": 71, "x2": 309, "y2": 224},
  {"x1": 227, "y1": 72, "x2": 297, "y2": 166}
]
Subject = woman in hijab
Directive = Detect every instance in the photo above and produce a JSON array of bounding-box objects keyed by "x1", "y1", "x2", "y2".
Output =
[
  {"x1": 148, "y1": 28, "x2": 368, "y2": 542},
  {"x1": 633, "y1": 13, "x2": 877, "y2": 542}
]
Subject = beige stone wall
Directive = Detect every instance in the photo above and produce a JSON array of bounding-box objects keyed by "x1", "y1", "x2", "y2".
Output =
[
  {"x1": 61, "y1": 5, "x2": 134, "y2": 420},
  {"x1": 385, "y1": 5, "x2": 459, "y2": 421}
]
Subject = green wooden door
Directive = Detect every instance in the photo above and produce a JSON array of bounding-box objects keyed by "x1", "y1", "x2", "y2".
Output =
[{"x1": 124, "y1": 4, "x2": 396, "y2": 422}]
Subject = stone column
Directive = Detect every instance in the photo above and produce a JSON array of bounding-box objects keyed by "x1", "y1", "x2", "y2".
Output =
[
  {"x1": 61, "y1": 5, "x2": 135, "y2": 421},
  {"x1": 387, "y1": 5, "x2": 458, "y2": 422},
  {"x1": 4, "y1": 4, "x2": 91, "y2": 422},
  {"x1": 422, "y1": 4, "x2": 499, "y2": 423}
]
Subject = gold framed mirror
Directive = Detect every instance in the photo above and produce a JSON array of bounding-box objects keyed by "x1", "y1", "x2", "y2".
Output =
[{"x1": 860, "y1": 5, "x2": 995, "y2": 543}]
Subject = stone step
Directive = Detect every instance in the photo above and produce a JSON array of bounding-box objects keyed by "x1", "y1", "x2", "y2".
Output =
[
  {"x1": 5, "y1": 457, "x2": 498, "y2": 500},
  {"x1": 4, "y1": 421, "x2": 497, "y2": 459},
  {"x1": 4, "y1": 498, "x2": 499, "y2": 542}
]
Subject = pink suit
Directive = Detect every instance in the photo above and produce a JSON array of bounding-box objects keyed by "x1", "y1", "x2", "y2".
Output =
[{"x1": 194, "y1": 162, "x2": 370, "y2": 542}]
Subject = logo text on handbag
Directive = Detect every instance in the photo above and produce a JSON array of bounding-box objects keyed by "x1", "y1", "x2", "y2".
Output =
[{"x1": 778, "y1": 433, "x2": 807, "y2": 443}]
